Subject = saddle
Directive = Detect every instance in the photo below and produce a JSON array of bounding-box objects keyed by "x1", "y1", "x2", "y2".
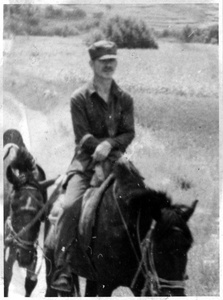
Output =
[
  {"x1": 78, "y1": 173, "x2": 115, "y2": 251},
  {"x1": 46, "y1": 160, "x2": 115, "y2": 251}
]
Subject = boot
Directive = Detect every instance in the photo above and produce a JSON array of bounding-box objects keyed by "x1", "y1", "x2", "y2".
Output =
[{"x1": 51, "y1": 263, "x2": 73, "y2": 292}]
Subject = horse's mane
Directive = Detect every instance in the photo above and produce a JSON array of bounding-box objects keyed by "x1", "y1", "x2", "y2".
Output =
[
  {"x1": 113, "y1": 156, "x2": 145, "y2": 190},
  {"x1": 10, "y1": 147, "x2": 35, "y2": 173},
  {"x1": 112, "y1": 157, "x2": 174, "y2": 225}
]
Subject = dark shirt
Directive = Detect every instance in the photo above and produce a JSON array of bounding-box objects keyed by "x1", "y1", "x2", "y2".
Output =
[{"x1": 67, "y1": 80, "x2": 135, "y2": 174}]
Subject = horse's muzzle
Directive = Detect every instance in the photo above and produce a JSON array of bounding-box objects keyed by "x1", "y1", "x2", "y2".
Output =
[{"x1": 16, "y1": 248, "x2": 36, "y2": 268}]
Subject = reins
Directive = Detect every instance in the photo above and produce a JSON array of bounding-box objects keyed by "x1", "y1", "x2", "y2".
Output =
[
  {"x1": 5, "y1": 178, "x2": 63, "y2": 246},
  {"x1": 5, "y1": 216, "x2": 39, "y2": 251},
  {"x1": 112, "y1": 182, "x2": 186, "y2": 296},
  {"x1": 5, "y1": 185, "x2": 44, "y2": 246}
]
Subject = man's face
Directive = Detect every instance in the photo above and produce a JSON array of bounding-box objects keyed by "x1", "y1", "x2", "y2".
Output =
[{"x1": 90, "y1": 58, "x2": 117, "y2": 79}]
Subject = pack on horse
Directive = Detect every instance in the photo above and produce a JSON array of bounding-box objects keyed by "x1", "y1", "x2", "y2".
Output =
[
  {"x1": 44, "y1": 156, "x2": 198, "y2": 297},
  {"x1": 4, "y1": 129, "x2": 57, "y2": 297}
]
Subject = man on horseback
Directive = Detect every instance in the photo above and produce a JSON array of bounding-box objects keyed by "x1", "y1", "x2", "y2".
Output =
[{"x1": 51, "y1": 40, "x2": 135, "y2": 292}]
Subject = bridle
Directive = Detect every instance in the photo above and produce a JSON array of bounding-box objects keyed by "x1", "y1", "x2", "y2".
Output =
[
  {"x1": 139, "y1": 220, "x2": 186, "y2": 296},
  {"x1": 113, "y1": 182, "x2": 187, "y2": 296},
  {"x1": 5, "y1": 177, "x2": 63, "y2": 251},
  {"x1": 5, "y1": 216, "x2": 39, "y2": 251},
  {"x1": 5, "y1": 184, "x2": 44, "y2": 251}
]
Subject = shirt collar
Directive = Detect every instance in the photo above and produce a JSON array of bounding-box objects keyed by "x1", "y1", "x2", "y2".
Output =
[{"x1": 87, "y1": 80, "x2": 121, "y2": 97}]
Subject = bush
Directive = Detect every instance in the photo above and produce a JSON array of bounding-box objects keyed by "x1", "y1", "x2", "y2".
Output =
[
  {"x1": 160, "y1": 29, "x2": 171, "y2": 38},
  {"x1": 180, "y1": 24, "x2": 218, "y2": 44},
  {"x1": 76, "y1": 18, "x2": 101, "y2": 32},
  {"x1": 4, "y1": 4, "x2": 41, "y2": 35},
  {"x1": 65, "y1": 7, "x2": 86, "y2": 20},
  {"x1": 42, "y1": 25, "x2": 79, "y2": 37},
  {"x1": 93, "y1": 12, "x2": 104, "y2": 20},
  {"x1": 158, "y1": 24, "x2": 219, "y2": 44},
  {"x1": 181, "y1": 25, "x2": 194, "y2": 43},
  {"x1": 85, "y1": 28, "x2": 106, "y2": 46},
  {"x1": 45, "y1": 5, "x2": 64, "y2": 18},
  {"x1": 207, "y1": 25, "x2": 218, "y2": 43},
  {"x1": 87, "y1": 15, "x2": 158, "y2": 49}
]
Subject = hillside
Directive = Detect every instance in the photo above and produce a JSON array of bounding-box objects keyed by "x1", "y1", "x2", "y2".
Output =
[
  {"x1": 4, "y1": 3, "x2": 219, "y2": 42},
  {"x1": 75, "y1": 3, "x2": 219, "y2": 30}
]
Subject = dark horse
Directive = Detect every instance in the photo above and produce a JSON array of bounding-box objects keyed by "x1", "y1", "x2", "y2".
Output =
[
  {"x1": 44, "y1": 157, "x2": 198, "y2": 297},
  {"x1": 4, "y1": 129, "x2": 56, "y2": 297}
]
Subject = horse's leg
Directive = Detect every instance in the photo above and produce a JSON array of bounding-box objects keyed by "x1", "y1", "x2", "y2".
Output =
[
  {"x1": 25, "y1": 256, "x2": 38, "y2": 297},
  {"x1": 73, "y1": 274, "x2": 81, "y2": 297},
  {"x1": 4, "y1": 246, "x2": 16, "y2": 297},
  {"x1": 85, "y1": 279, "x2": 98, "y2": 296}
]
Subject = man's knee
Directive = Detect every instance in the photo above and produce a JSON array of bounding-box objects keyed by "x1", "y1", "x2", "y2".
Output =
[{"x1": 62, "y1": 174, "x2": 90, "y2": 210}]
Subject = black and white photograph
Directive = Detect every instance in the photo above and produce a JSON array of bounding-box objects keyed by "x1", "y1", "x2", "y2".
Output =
[{"x1": 1, "y1": 0, "x2": 221, "y2": 298}]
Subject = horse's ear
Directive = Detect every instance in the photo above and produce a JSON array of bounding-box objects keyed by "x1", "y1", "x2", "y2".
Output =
[
  {"x1": 6, "y1": 166, "x2": 18, "y2": 185},
  {"x1": 181, "y1": 200, "x2": 198, "y2": 222}
]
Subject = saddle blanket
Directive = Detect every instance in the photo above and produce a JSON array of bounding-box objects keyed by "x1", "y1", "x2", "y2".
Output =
[
  {"x1": 45, "y1": 174, "x2": 115, "y2": 251},
  {"x1": 78, "y1": 173, "x2": 115, "y2": 250}
]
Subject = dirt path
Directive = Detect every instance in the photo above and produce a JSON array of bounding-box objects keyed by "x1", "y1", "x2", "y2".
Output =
[{"x1": 3, "y1": 93, "x2": 135, "y2": 297}]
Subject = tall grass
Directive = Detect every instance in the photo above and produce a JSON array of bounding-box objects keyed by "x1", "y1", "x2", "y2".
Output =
[{"x1": 3, "y1": 36, "x2": 219, "y2": 296}]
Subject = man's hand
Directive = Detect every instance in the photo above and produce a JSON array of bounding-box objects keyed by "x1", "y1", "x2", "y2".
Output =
[{"x1": 92, "y1": 141, "x2": 112, "y2": 162}]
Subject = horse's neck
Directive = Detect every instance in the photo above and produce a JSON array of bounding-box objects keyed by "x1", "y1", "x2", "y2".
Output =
[{"x1": 112, "y1": 181, "x2": 152, "y2": 236}]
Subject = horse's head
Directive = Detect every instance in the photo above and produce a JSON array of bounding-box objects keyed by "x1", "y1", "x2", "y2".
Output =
[
  {"x1": 7, "y1": 184, "x2": 44, "y2": 267},
  {"x1": 148, "y1": 199, "x2": 198, "y2": 297},
  {"x1": 113, "y1": 158, "x2": 198, "y2": 296},
  {"x1": 5, "y1": 147, "x2": 45, "y2": 268}
]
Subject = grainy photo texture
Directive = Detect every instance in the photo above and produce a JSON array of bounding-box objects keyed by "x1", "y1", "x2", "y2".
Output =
[{"x1": 2, "y1": 1, "x2": 220, "y2": 298}]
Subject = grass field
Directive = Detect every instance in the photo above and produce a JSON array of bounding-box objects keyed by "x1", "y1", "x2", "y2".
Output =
[{"x1": 3, "y1": 26, "x2": 219, "y2": 296}]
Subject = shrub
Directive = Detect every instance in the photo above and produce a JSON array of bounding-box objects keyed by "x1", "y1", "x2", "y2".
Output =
[
  {"x1": 181, "y1": 25, "x2": 194, "y2": 43},
  {"x1": 87, "y1": 15, "x2": 158, "y2": 49},
  {"x1": 207, "y1": 25, "x2": 218, "y2": 43},
  {"x1": 93, "y1": 12, "x2": 104, "y2": 20},
  {"x1": 27, "y1": 25, "x2": 43, "y2": 36},
  {"x1": 84, "y1": 28, "x2": 106, "y2": 46},
  {"x1": 76, "y1": 18, "x2": 101, "y2": 32},
  {"x1": 45, "y1": 5, "x2": 64, "y2": 18},
  {"x1": 160, "y1": 29, "x2": 171, "y2": 38},
  {"x1": 4, "y1": 4, "x2": 41, "y2": 35},
  {"x1": 180, "y1": 24, "x2": 218, "y2": 44},
  {"x1": 65, "y1": 7, "x2": 86, "y2": 20},
  {"x1": 46, "y1": 25, "x2": 79, "y2": 37}
]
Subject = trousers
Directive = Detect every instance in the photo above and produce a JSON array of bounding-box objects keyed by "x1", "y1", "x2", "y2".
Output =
[{"x1": 54, "y1": 172, "x2": 91, "y2": 267}]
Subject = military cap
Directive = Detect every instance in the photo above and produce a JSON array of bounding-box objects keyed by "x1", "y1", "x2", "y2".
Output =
[{"x1": 88, "y1": 40, "x2": 117, "y2": 60}]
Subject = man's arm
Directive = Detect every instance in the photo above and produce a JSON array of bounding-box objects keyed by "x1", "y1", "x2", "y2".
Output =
[
  {"x1": 70, "y1": 94, "x2": 101, "y2": 155},
  {"x1": 107, "y1": 94, "x2": 135, "y2": 152},
  {"x1": 92, "y1": 94, "x2": 135, "y2": 162}
]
